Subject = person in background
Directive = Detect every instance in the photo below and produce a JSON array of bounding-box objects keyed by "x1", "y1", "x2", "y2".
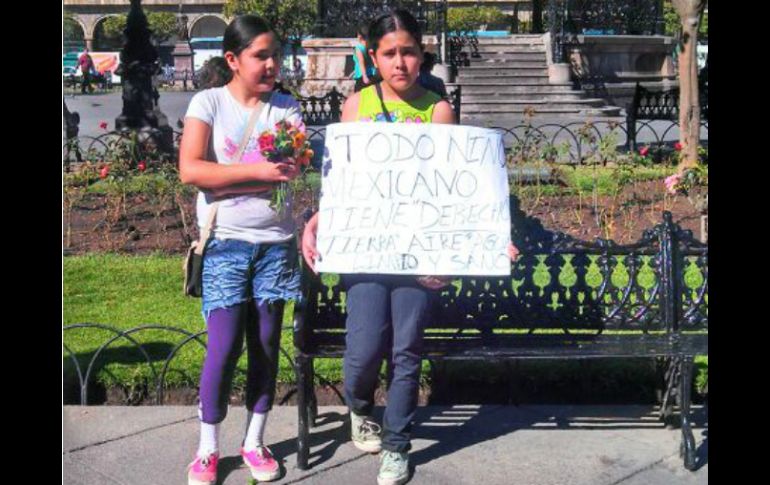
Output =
[
  {"x1": 351, "y1": 24, "x2": 378, "y2": 92},
  {"x1": 417, "y1": 52, "x2": 447, "y2": 98},
  {"x1": 78, "y1": 48, "x2": 95, "y2": 94}
]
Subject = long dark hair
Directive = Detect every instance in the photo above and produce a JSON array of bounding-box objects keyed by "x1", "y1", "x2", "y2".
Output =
[
  {"x1": 204, "y1": 15, "x2": 273, "y2": 87},
  {"x1": 223, "y1": 14, "x2": 272, "y2": 56},
  {"x1": 367, "y1": 9, "x2": 423, "y2": 53}
]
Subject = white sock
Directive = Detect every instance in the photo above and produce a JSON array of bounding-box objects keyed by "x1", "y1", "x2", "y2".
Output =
[
  {"x1": 243, "y1": 412, "x2": 268, "y2": 451},
  {"x1": 197, "y1": 422, "x2": 220, "y2": 457}
]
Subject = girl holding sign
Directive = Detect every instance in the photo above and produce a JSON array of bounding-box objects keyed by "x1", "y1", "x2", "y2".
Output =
[
  {"x1": 178, "y1": 15, "x2": 305, "y2": 485},
  {"x1": 301, "y1": 9, "x2": 519, "y2": 485}
]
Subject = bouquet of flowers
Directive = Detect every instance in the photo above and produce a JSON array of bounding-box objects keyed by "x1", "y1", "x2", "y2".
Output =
[{"x1": 257, "y1": 119, "x2": 314, "y2": 215}]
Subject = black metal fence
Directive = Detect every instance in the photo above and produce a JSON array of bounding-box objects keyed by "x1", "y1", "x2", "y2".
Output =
[
  {"x1": 547, "y1": 0, "x2": 665, "y2": 63},
  {"x1": 63, "y1": 118, "x2": 707, "y2": 172},
  {"x1": 63, "y1": 323, "x2": 346, "y2": 406},
  {"x1": 316, "y1": 0, "x2": 447, "y2": 36}
]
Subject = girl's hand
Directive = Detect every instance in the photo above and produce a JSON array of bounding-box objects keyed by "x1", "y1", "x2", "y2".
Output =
[
  {"x1": 508, "y1": 243, "x2": 521, "y2": 262},
  {"x1": 301, "y1": 212, "x2": 320, "y2": 274},
  {"x1": 416, "y1": 275, "x2": 452, "y2": 290},
  {"x1": 254, "y1": 161, "x2": 299, "y2": 183}
]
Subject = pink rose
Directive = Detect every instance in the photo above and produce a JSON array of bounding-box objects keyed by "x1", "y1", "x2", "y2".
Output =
[
  {"x1": 664, "y1": 173, "x2": 682, "y2": 194},
  {"x1": 258, "y1": 133, "x2": 276, "y2": 152}
]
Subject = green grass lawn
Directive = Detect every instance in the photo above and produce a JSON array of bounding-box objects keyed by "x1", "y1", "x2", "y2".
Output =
[
  {"x1": 64, "y1": 254, "x2": 707, "y2": 398},
  {"x1": 63, "y1": 254, "x2": 337, "y2": 392}
]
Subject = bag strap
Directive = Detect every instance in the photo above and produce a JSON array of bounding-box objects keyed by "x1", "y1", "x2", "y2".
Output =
[
  {"x1": 194, "y1": 93, "x2": 271, "y2": 255},
  {"x1": 374, "y1": 82, "x2": 394, "y2": 123}
]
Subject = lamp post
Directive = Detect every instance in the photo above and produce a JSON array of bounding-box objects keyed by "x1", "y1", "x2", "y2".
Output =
[{"x1": 114, "y1": 0, "x2": 173, "y2": 155}]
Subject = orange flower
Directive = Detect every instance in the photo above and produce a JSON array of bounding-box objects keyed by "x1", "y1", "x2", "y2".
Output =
[
  {"x1": 292, "y1": 131, "x2": 306, "y2": 149},
  {"x1": 303, "y1": 148, "x2": 314, "y2": 159}
]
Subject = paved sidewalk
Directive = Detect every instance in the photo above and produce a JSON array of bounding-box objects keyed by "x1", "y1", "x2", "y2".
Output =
[{"x1": 63, "y1": 404, "x2": 707, "y2": 485}]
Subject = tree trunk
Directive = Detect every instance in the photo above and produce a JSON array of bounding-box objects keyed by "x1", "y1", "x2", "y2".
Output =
[{"x1": 672, "y1": 0, "x2": 706, "y2": 171}]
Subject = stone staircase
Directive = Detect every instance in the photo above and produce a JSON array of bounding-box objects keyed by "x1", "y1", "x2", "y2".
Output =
[{"x1": 455, "y1": 35, "x2": 621, "y2": 126}]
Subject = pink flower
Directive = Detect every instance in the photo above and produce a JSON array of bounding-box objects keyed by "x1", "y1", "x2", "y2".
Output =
[
  {"x1": 259, "y1": 132, "x2": 276, "y2": 152},
  {"x1": 137, "y1": 161, "x2": 146, "y2": 172},
  {"x1": 99, "y1": 121, "x2": 108, "y2": 130},
  {"x1": 99, "y1": 165, "x2": 109, "y2": 179},
  {"x1": 664, "y1": 173, "x2": 682, "y2": 195},
  {"x1": 639, "y1": 146, "x2": 649, "y2": 157},
  {"x1": 674, "y1": 142, "x2": 683, "y2": 151}
]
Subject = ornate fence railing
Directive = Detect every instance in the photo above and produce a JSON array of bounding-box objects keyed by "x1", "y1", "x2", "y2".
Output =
[{"x1": 63, "y1": 323, "x2": 343, "y2": 405}]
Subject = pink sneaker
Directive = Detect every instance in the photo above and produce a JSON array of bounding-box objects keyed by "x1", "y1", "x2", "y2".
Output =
[
  {"x1": 241, "y1": 446, "x2": 280, "y2": 481},
  {"x1": 187, "y1": 452, "x2": 219, "y2": 485}
]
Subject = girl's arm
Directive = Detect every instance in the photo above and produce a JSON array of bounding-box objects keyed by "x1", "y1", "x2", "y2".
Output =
[
  {"x1": 301, "y1": 211, "x2": 320, "y2": 273},
  {"x1": 431, "y1": 99, "x2": 457, "y2": 124},
  {"x1": 208, "y1": 181, "x2": 272, "y2": 198},
  {"x1": 340, "y1": 91, "x2": 362, "y2": 122},
  {"x1": 178, "y1": 117, "x2": 299, "y2": 190}
]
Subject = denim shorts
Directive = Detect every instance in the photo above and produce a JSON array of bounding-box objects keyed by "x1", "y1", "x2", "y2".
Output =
[{"x1": 201, "y1": 237, "x2": 302, "y2": 315}]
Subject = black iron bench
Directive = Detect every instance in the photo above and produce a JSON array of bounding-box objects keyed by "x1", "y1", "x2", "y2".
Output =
[
  {"x1": 292, "y1": 207, "x2": 708, "y2": 471},
  {"x1": 626, "y1": 81, "x2": 709, "y2": 152}
]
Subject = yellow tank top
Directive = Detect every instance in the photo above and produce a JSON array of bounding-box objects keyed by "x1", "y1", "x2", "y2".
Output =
[{"x1": 356, "y1": 84, "x2": 441, "y2": 123}]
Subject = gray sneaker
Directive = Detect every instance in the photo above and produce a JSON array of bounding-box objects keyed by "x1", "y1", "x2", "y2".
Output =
[
  {"x1": 377, "y1": 450, "x2": 409, "y2": 485},
  {"x1": 350, "y1": 412, "x2": 382, "y2": 453}
]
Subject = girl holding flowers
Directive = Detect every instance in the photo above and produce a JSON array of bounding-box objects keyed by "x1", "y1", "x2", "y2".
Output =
[{"x1": 178, "y1": 14, "x2": 308, "y2": 485}]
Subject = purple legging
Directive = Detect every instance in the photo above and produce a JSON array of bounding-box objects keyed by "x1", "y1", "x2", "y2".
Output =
[{"x1": 198, "y1": 300, "x2": 284, "y2": 424}]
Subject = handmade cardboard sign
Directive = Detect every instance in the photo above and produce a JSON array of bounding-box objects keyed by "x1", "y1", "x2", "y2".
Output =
[{"x1": 315, "y1": 122, "x2": 511, "y2": 276}]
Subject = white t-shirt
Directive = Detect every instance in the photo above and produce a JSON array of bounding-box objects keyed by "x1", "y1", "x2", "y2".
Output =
[{"x1": 185, "y1": 87, "x2": 304, "y2": 244}]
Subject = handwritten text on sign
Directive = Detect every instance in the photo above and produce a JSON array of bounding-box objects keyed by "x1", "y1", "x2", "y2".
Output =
[{"x1": 315, "y1": 122, "x2": 511, "y2": 276}]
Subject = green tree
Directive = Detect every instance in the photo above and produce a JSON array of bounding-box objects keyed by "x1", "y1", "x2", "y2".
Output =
[
  {"x1": 664, "y1": 0, "x2": 708, "y2": 38},
  {"x1": 102, "y1": 11, "x2": 178, "y2": 45},
  {"x1": 223, "y1": 0, "x2": 317, "y2": 61},
  {"x1": 448, "y1": 6, "x2": 507, "y2": 33},
  {"x1": 64, "y1": 13, "x2": 86, "y2": 52},
  {"x1": 64, "y1": 13, "x2": 84, "y2": 41}
]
